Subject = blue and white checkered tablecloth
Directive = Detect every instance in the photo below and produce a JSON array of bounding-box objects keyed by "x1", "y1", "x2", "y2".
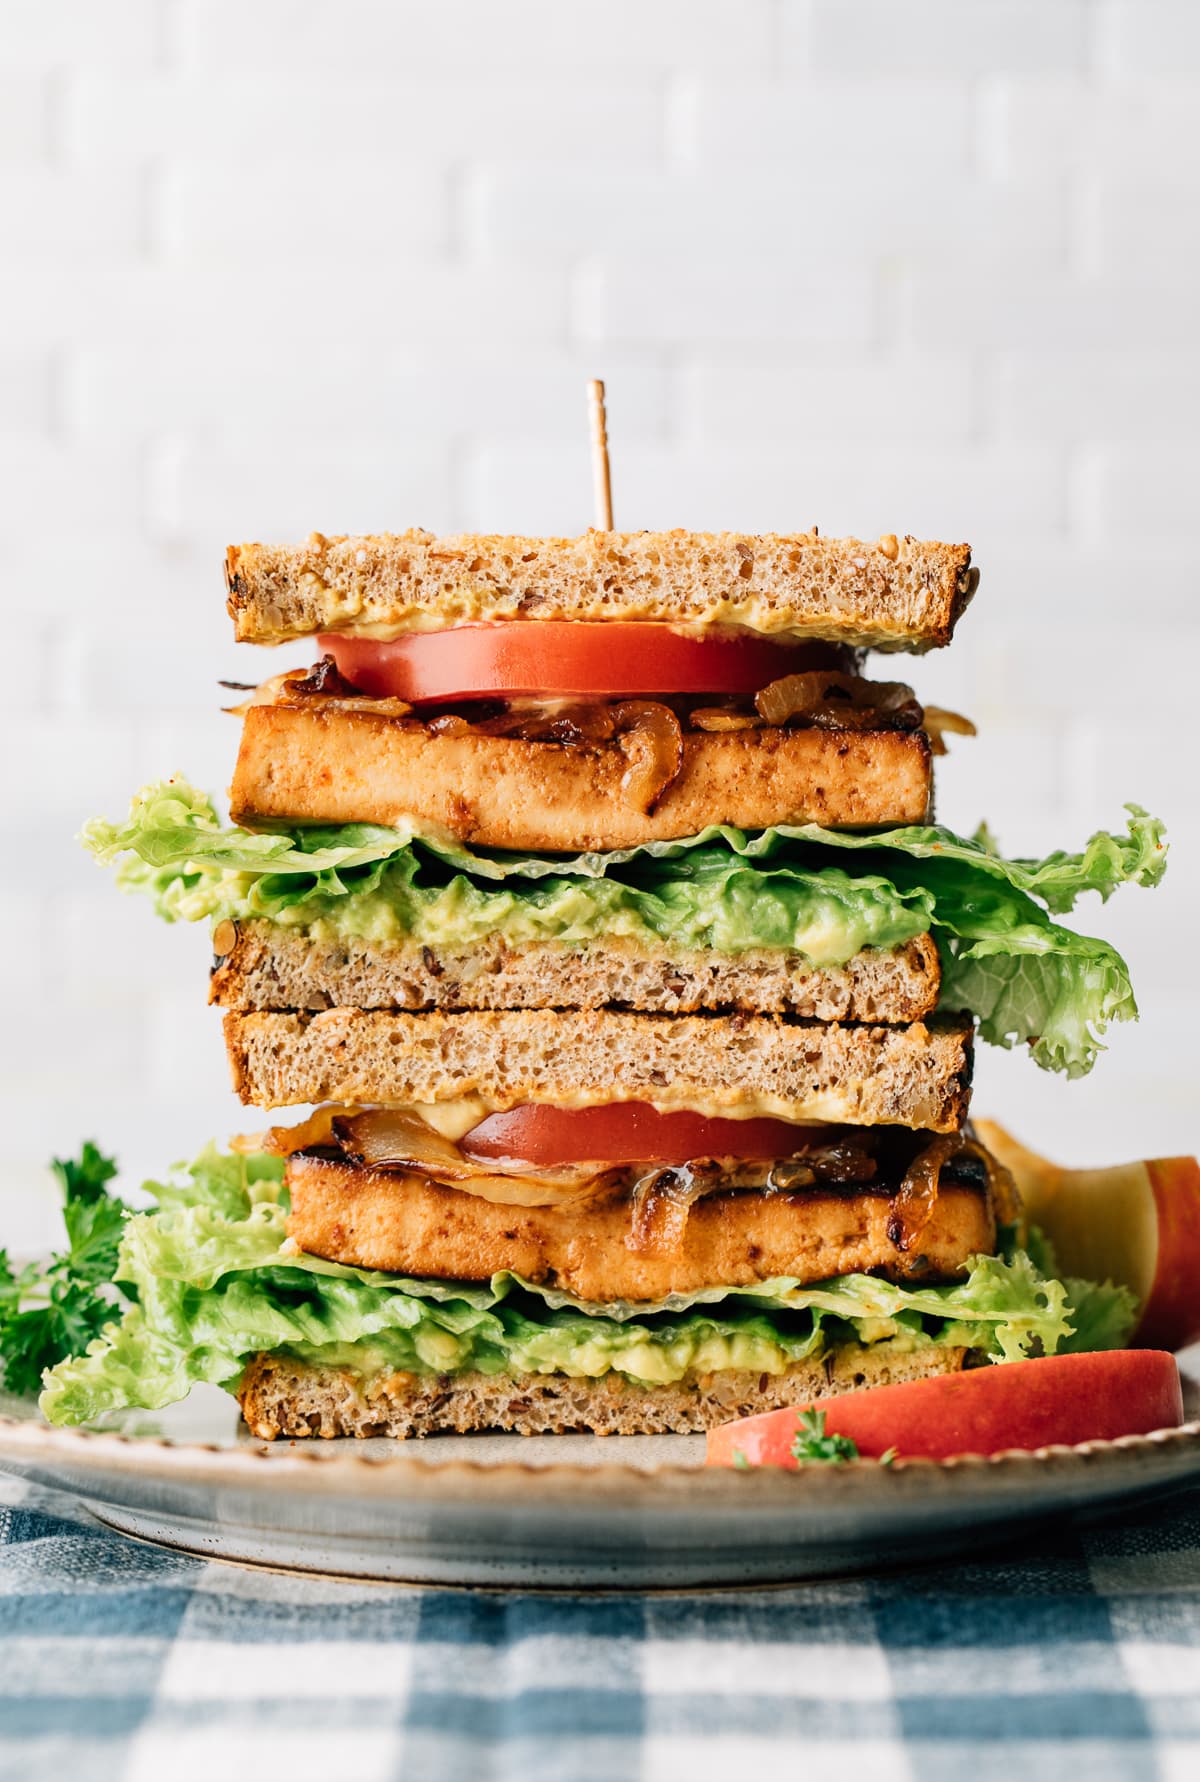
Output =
[{"x1": 1, "y1": 1472, "x2": 1199, "y2": 1782}]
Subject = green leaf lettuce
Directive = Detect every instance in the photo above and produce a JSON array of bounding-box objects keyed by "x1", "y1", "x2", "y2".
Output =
[{"x1": 83, "y1": 780, "x2": 1166, "y2": 1077}]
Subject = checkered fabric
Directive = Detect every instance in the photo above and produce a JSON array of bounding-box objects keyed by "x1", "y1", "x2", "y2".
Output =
[{"x1": 1, "y1": 1473, "x2": 1198, "y2": 1782}]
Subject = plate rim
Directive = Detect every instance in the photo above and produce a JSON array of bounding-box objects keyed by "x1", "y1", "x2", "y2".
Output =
[{"x1": 2, "y1": 1409, "x2": 1199, "y2": 1508}]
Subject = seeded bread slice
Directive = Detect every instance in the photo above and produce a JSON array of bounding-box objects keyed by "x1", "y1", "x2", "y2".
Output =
[
  {"x1": 225, "y1": 529, "x2": 976, "y2": 650},
  {"x1": 223, "y1": 1007, "x2": 975, "y2": 1132},
  {"x1": 210, "y1": 921, "x2": 943, "y2": 1022},
  {"x1": 237, "y1": 1345, "x2": 973, "y2": 1440}
]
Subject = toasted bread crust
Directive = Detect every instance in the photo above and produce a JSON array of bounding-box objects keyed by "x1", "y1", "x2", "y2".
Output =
[
  {"x1": 237, "y1": 1345, "x2": 973, "y2": 1440},
  {"x1": 225, "y1": 529, "x2": 975, "y2": 650},
  {"x1": 210, "y1": 922, "x2": 942, "y2": 1022},
  {"x1": 229, "y1": 704, "x2": 932, "y2": 845},
  {"x1": 285, "y1": 1156, "x2": 994, "y2": 1298},
  {"x1": 224, "y1": 1007, "x2": 974, "y2": 1131}
]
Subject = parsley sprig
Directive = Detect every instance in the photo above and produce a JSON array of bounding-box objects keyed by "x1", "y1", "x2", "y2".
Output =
[
  {"x1": 0, "y1": 1144, "x2": 132, "y2": 1396},
  {"x1": 728, "y1": 1410, "x2": 898, "y2": 1470},
  {"x1": 790, "y1": 1408, "x2": 861, "y2": 1465}
]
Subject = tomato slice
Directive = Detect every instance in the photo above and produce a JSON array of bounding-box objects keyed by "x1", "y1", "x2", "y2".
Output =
[
  {"x1": 318, "y1": 623, "x2": 846, "y2": 703},
  {"x1": 705, "y1": 1350, "x2": 1185, "y2": 1466},
  {"x1": 459, "y1": 1101, "x2": 828, "y2": 1168}
]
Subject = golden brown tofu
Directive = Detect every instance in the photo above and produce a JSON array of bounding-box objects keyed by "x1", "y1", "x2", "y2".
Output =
[
  {"x1": 285, "y1": 1155, "x2": 994, "y2": 1299},
  {"x1": 229, "y1": 701, "x2": 932, "y2": 847}
]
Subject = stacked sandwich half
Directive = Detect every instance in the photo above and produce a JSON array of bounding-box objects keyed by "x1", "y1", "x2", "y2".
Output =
[{"x1": 42, "y1": 529, "x2": 1163, "y2": 1435}]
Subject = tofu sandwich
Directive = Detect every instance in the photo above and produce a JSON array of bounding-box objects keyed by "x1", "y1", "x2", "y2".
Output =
[{"x1": 41, "y1": 527, "x2": 1164, "y2": 1437}]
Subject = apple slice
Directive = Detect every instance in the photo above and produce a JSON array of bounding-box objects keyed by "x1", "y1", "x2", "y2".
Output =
[
  {"x1": 976, "y1": 1120, "x2": 1200, "y2": 1352},
  {"x1": 706, "y1": 1351, "x2": 1184, "y2": 1466}
]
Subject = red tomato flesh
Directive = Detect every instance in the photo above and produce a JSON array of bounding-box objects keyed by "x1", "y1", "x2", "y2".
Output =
[
  {"x1": 706, "y1": 1350, "x2": 1184, "y2": 1466},
  {"x1": 319, "y1": 623, "x2": 845, "y2": 703},
  {"x1": 459, "y1": 1101, "x2": 828, "y2": 1168}
]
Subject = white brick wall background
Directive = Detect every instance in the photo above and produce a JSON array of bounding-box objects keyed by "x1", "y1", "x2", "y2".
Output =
[{"x1": 3, "y1": 0, "x2": 1198, "y2": 1247}]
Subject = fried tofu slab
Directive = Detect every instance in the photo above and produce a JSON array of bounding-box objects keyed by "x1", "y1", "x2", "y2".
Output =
[
  {"x1": 285, "y1": 1155, "x2": 994, "y2": 1300},
  {"x1": 230, "y1": 701, "x2": 932, "y2": 847}
]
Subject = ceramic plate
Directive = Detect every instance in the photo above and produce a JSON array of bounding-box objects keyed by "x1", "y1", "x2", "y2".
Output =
[{"x1": 1, "y1": 1364, "x2": 1198, "y2": 1589}]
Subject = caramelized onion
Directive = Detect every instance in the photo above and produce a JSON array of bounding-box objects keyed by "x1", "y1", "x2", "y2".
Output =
[
  {"x1": 923, "y1": 704, "x2": 978, "y2": 757},
  {"x1": 888, "y1": 1129, "x2": 1021, "y2": 1253},
  {"x1": 889, "y1": 1134, "x2": 961, "y2": 1253},
  {"x1": 468, "y1": 700, "x2": 620, "y2": 743},
  {"x1": 755, "y1": 671, "x2": 923, "y2": 731},
  {"x1": 330, "y1": 1108, "x2": 618, "y2": 1208},
  {"x1": 628, "y1": 1164, "x2": 711, "y2": 1255},
  {"x1": 233, "y1": 662, "x2": 413, "y2": 719},
  {"x1": 768, "y1": 1141, "x2": 878, "y2": 1188},
  {"x1": 287, "y1": 656, "x2": 359, "y2": 698},
  {"x1": 333, "y1": 1107, "x2": 478, "y2": 1177},
  {"x1": 240, "y1": 1105, "x2": 616, "y2": 1207},
  {"x1": 689, "y1": 707, "x2": 762, "y2": 732},
  {"x1": 222, "y1": 669, "x2": 310, "y2": 717},
  {"x1": 232, "y1": 1105, "x2": 355, "y2": 1156},
  {"x1": 274, "y1": 659, "x2": 414, "y2": 719},
  {"x1": 612, "y1": 701, "x2": 684, "y2": 813}
]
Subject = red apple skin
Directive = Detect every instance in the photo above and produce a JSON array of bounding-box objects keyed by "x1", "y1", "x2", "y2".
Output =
[
  {"x1": 973, "y1": 1122, "x2": 1200, "y2": 1355},
  {"x1": 1137, "y1": 1158, "x2": 1200, "y2": 1351},
  {"x1": 705, "y1": 1351, "x2": 1185, "y2": 1467}
]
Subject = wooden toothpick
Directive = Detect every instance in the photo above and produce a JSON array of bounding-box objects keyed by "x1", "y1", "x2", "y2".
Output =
[{"x1": 588, "y1": 379, "x2": 614, "y2": 529}]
